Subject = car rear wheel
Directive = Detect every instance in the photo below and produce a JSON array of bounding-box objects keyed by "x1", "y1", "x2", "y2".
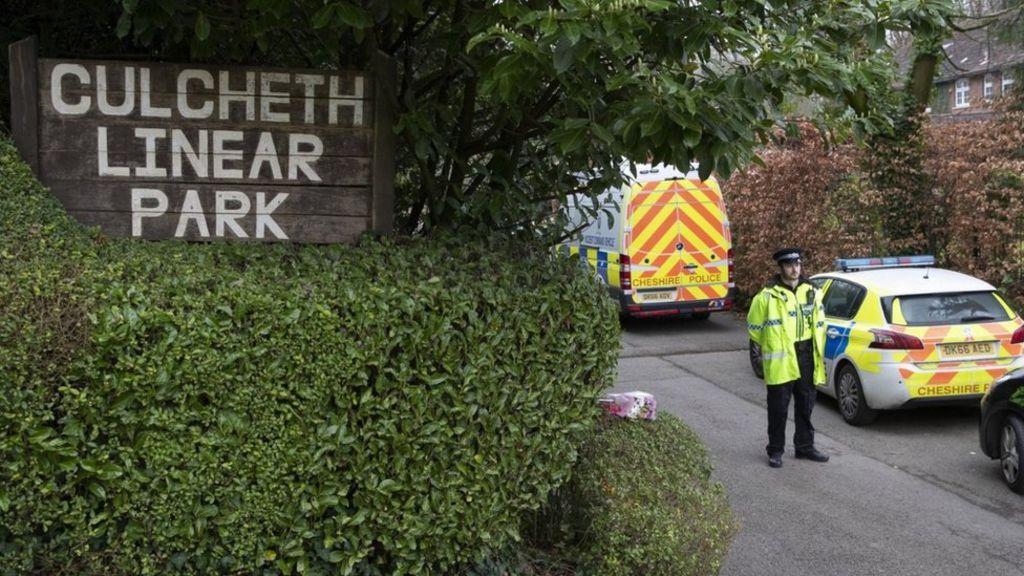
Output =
[
  {"x1": 999, "y1": 415, "x2": 1024, "y2": 494},
  {"x1": 836, "y1": 364, "x2": 877, "y2": 426},
  {"x1": 749, "y1": 340, "x2": 763, "y2": 379}
]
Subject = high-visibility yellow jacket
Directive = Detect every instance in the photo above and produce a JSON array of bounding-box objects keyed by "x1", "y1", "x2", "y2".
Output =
[{"x1": 747, "y1": 278, "x2": 826, "y2": 386}]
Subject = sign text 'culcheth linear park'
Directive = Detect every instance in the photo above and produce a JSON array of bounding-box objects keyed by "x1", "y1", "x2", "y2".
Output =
[{"x1": 9, "y1": 38, "x2": 395, "y2": 244}]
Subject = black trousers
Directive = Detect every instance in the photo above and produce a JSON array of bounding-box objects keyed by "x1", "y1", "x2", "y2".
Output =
[{"x1": 766, "y1": 339, "x2": 816, "y2": 456}]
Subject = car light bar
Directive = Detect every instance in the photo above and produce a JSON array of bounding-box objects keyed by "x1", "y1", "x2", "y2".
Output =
[{"x1": 834, "y1": 255, "x2": 936, "y2": 272}]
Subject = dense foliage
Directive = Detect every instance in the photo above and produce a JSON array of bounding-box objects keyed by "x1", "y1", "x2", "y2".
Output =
[
  {"x1": 724, "y1": 107, "x2": 1024, "y2": 310},
  {"x1": 0, "y1": 0, "x2": 134, "y2": 132},
  {"x1": 98, "y1": 0, "x2": 960, "y2": 237},
  {"x1": 928, "y1": 109, "x2": 1024, "y2": 306},
  {"x1": 523, "y1": 414, "x2": 735, "y2": 576},
  {"x1": 0, "y1": 139, "x2": 621, "y2": 575},
  {"x1": 3, "y1": 1, "x2": 1017, "y2": 240}
]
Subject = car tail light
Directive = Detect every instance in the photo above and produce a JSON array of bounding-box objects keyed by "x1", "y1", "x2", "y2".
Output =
[
  {"x1": 1012, "y1": 325, "x2": 1024, "y2": 345},
  {"x1": 869, "y1": 329, "x2": 924, "y2": 350},
  {"x1": 727, "y1": 248, "x2": 735, "y2": 288},
  {"x1": 620, "y1": 254, "x2": 632, "y2": 291}
]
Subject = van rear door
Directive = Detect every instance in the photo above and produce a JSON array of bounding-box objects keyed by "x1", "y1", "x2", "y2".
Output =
[
  {"x1": 626, "y1": 181, "x2": 684, "y2": 305},
  {"x1": 676, "y1": 179, "x2": 731, "y2": 304}
]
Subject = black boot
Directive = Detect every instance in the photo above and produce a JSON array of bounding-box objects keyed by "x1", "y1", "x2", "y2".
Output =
[{"x1": 795, "y1": 448, "x2": 829, "y2": 462}]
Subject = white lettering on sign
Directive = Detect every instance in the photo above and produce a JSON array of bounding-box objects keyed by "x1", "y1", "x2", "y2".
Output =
[
  {"x1": 288, "y1": 134, "x2": 323, "y2": 182},
  {"x1": 95, "y1": 127, "x2": 324, "y2": 182},
  {"x1": 96, "y1": 127, "x2": 129, "y2": 176},
  {"x1": 177, "y1": 69, "x2": 215, "y2": 119},
  {"x1": 212, "y1": 130, "x2": 245, "y2": 179},
  {"x1": 96, "y1": 65, "x2": 135, "y2": 116},
  {"x1": 329, "y1": 75, "x2": 363, "y2": 126},
  {"x1": 131, "y1": 188, "x2": 289, "y2": 239},
  {"x1": 135, "y1": 128, "x2": 168, "y2": 177},
  {"x1": 171, "y1": 129, "x2": 209, "y2": 178},
  {"x1": 249, "y1": 132, "x2": 283, "y2": 180},
  {"x1": 139, "y1": 68, "x2": 171, "y2": 118},
  {"x1": 175, "y1": 189, "x2": 210, "y2": 237},
  {"x1": 131, "y1": 188, "x2": 168, "y2": 236},
  {"x1": 219, "y1": 71, "x2": 256, "y2": 121},
  {"x1": 260, "y1": 72, "x2": 291, "y2": 123},
  {"x1": 294, "y1": 74, "x2": 324, "y2": 124},
  {"x1": 44, "y1": 60, "x2": 370, "y2": 242},
  {"x1": 50, "y1": 63, "x2": 366, "y2": 125},
  {"x1": 51, "y1": 63, "x2": 91, "y2": 115},
  {"x1": 256, "y1": 192, "x2": 289, "y2": 239},
  {"x1": 216, "y1": 191, "x2": 250, "y2": 237}
]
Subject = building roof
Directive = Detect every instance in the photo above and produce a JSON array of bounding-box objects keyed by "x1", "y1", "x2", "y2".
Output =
[
  {"x1": 935, "y1": 30, "x2": 1024, "y2": 82},
  {"x1": 893, "y1": 29, "x2": 1024, "y2": 83}
]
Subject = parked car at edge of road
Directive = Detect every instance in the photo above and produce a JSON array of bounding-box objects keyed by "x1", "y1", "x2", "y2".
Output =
[
  {"x1": 749, "y1": 256, "x2": 1024, "y2": 425},
  {"x1": 979, "y1": 367, "x2": 1024, "y2": 494}
]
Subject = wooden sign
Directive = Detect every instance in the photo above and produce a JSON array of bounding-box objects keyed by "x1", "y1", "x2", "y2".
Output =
[{"x1": 8, "y1": 37, "x2": 396, "y2": 243}]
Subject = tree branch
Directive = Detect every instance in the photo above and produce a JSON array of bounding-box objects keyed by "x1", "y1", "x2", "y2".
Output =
[
  {"x1": 386, "y1": 7, "x2": 443, "y2": 54},
  {"x1": 550, "y1": 221, "x2": 589, "y2": 245},
  {"x1": 461, "y1": 82, "x2": 562, "y2": 156},
  {"x1": 940, "y1": 46, "x2": 970, "y2": 74},
  {"x1": 446, "y1": 74, "x2": 479, "y2": 195}
]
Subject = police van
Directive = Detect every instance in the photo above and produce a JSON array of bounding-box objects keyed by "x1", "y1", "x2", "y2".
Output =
[{"x1": 563, "y1": 163, "x2": 734, "y2": 318}]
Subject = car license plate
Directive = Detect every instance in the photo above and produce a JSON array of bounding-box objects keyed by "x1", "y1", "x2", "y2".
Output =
[
  {"x1": 939, "y1": 341, "x2": 996, "y2": 359},
  {"x1": 636, "y1": 290, "x2": 676, "y2": 303}
]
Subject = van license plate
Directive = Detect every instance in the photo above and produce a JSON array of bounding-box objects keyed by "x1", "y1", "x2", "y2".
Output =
[
  {"x1": 637, "y1": 290, "x2": 676, "y2": 303},
  {"x1": 939, "y1": 341, "x2": 996, "y2": 359}
]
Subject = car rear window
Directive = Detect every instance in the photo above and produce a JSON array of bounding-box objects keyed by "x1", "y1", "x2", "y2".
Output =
[{"x1": 882, "y1": 292, "x2": 1012, "y2": 326}]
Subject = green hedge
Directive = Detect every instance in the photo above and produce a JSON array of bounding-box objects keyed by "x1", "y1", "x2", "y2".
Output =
[
  {"x1": 527, "y1": 414, "x2": 735, "y2": 576},
  {"x1": 0, "y1": 139, "x2": 620, "y2": 575}
]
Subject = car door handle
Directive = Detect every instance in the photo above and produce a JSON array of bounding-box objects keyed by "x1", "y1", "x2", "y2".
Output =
[
  {"x1": 683, "y1": 264, "x2": 698, "y2": 269},
  {"x1": 826, "y1": 328, "x2": 841, "y2": 338}
]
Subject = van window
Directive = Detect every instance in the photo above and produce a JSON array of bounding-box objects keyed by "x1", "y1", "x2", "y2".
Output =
[{"x1": 882, "y1": 292, "x2": 1011, "y2": 326}]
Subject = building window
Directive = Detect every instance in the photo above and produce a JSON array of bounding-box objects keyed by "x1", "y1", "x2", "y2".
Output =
[
  {"x1": 984, "y1": 74, "x2": 995, "y2": 100},
  {"x1": 1004, "y1": 72, "x2": 1016, "y2": 96},
  {"x1": 955, "y1": 78, "x2": 970, "y2": 108}
]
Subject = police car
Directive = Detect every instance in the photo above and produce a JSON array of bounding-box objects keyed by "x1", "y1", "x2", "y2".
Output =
[{"x1": 756, "y1": 256, "x2": 1024, "y2": 425}]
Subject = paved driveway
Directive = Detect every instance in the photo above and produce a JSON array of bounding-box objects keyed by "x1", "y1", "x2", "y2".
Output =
[{"x1": 613, "y1": 313, "x2": 1024, "y2": 576}]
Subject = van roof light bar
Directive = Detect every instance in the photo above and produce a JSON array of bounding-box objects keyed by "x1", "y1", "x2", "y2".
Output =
[{"x1": 835, "y1": 255, "x2": 935, "y2": 272}]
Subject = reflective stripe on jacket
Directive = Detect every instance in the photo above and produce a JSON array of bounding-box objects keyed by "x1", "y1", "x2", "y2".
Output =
[{"x1": 747, "y1": 278, "x2": 826, "y2": 386}]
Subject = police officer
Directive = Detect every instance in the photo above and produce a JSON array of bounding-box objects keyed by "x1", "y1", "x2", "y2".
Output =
[{"x1": 747, "y1": 248, "x2": 830, "y2": 468}]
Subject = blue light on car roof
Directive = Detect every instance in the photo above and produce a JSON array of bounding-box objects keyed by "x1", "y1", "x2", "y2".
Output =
[{"x1": 835, "y1": 255, "x2": 936, "y2": 272}]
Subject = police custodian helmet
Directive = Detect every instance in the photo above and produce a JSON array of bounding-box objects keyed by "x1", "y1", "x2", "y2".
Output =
[{"x1": 772, "y1": 248, "x2": 803, "y2": 264}]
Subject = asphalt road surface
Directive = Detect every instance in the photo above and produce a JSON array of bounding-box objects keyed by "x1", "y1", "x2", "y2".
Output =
[{"x1": 614, "y1": 313, "x2": 1024, "y2": 576}]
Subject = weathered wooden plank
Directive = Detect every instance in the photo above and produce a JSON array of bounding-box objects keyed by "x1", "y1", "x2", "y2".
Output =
[
  {"x1": 371, "y1": 51, "x2": 397, "y2": 234},
  {"x1": 39, "y1": 59, "x2": 372, "y2": 97},
  {"x1": 8, "y1": 36, "x2": 39, "y2": 174},
  {"x1": 68, "y1": 210, "x2": 370, "y2": 243},
  {"x1": 39, "y1": 88, "x2": 375, "y2": 128},
  {"x1": 38, "y1": 150, "x2": 372, "y2": 186},
  {"x1": 38, "y1": 118, "x2": 373, "y2": 157},
  {"x1": 47, "y1": 181, "x2": 372, "y2": 216}
]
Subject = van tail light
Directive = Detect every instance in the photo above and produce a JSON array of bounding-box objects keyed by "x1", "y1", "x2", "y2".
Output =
[
  {"x1": 869, "y1": 329, "x2": 924, "y2": 350},
  {"x1": 727, "y1": 248, "x2": 735, "y2": 288},
  {"x1": 1011, "y1": 325, "x2": 1024, "y2": 345},
  {"x1": 620, "y1": 254, "x2": 632, "y2": 291}
]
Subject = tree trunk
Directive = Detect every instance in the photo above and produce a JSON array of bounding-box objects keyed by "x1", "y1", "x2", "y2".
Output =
[{"x1": 908, "y1": 52, "x2": 939, "y2": 113}]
